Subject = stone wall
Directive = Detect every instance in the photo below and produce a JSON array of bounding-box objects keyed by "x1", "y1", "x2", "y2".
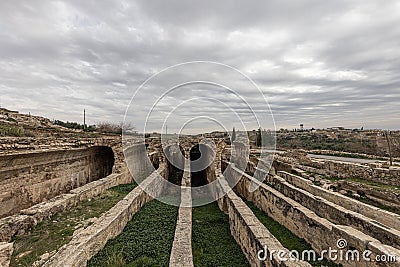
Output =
[
  {"x1": 298, "y1": 159, "x2": 400, "y2": 187},
  {"x1": 213, "y1": 159, "x2": 310, "y2": 266},
  {"x1": 124, "y1": 143, "x2": 155, "y2": 181},
  {"x1": 0, "y1": 171, "x2": 132, "y2": 243},
  {"x1": 228, "y1": 164, "x2": 400, "y2": 267},
  {"x1": 42, "y1": 166, "x2": 168, "y2": 267},
  {"x1": 221, "y1": 188, "x2": 310, "y2": 267},
  {"x1": 337, "y1": 180, "x2": 400, "y2": 211},
  {"x1": 278, "y1": 171, "x2": 400, "y2": 232},
  {"x1": 0, "y1": 146, "x2": 114, "y2": 218},
  {"x1": 0, "y1": 242, "x2": 13, "y2": 267},
  {"x1": 266, "y1": 172, "x2": 400, "y2": 249}
]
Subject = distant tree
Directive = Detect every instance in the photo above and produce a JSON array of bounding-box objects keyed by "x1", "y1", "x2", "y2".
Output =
[
  {"x1": 96, "y1": 121, "x2": 135, "y2": 135},
  {"x1": 262, "y1": 129, "x2": 274, "y2": 148},
  {"x1": 385, "y1": 130, "x2": 393, "y2": 166},
  {"x1": 54, "y1": 120, "x2": 85, "y2": 130},
  {"x1": 120, "y1": 122, "x2": 136, "y2": 134},
  {"x1": 96, "y1": 122, "x2": 122, "y2": 134},
  {"x1": 256, "y1": 127, "x2": 262, "y2": 147},
  {"x1": 86, "y1": 125, "x2": 96, "y2": 132},
  {"x1": 231, "y1": 127, "x2": 236, "y2": 142}
]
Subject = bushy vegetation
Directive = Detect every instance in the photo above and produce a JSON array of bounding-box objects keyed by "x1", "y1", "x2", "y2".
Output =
[
  {"x1": 53, "y1": 119, "x2": 135, "y2": 135},
  {"x1": 53, "y1": 120, "x2": 96, "y2": 131},
  {"x1": 96, "y1": 122, "x2": 123, "y2": 134},
  {"x1": 0, "y1": 125, "x2": 25, "y2": 137},
  {"x1": 245, "y1": 200, "x2": 340, "y2": 267},
  {"x1": 6, "y1": 117, "x2": 17, "y2": 123},
  {"x1": 310, "y1": 151, "x2": 387, "y2": 161},
  {"x1": 277, "y1": 134, "x2": 377, "y2": 155},
  {"x1": 192, "y1": 202, "x2": 249, "y2": 267},
  {"x1": 0, "y1": 125, "x2": 35, "y2": 137},
  {"x1": 11, "y1": 183, "x2": 137, "y2": 267},
  {"x1": 256, "y1": 127, "x2": 275, "y2": 147},
  {"x1": 88, "y1": 200, "x2": 178, "y2": 267}
]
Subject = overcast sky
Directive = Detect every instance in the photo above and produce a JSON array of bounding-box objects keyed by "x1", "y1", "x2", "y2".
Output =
[{"x1": 0, "y1": 0, "x2": 399, "y2": 133}]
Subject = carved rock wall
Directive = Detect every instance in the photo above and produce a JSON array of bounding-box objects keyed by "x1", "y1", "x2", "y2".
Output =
[{"x1": 0, "y1": 146, "x2": 114, "y2": 218}]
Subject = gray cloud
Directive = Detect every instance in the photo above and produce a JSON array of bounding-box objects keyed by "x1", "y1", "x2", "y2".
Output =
[{"x1": 0, "y1": 0, "x2": 399, "y2": 132}]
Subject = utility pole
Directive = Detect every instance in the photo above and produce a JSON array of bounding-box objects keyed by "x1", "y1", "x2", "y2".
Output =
[
  {"x1": 385, "y1": 130, "x2": 393, "y2": 166},
  {"x1": 83, "y1": 109, "x2": 86, "y2": 131}
]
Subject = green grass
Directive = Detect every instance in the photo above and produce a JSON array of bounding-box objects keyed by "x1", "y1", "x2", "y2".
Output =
[
  {"x1": 6, "y1": 117, "x2": 18, "y2": 123},
  {"x1": 192, "y1": 202, "x2": 249, "y2": 267},
  {"x1": 276, "y1": 134, "x2": 379, "y2": 156},
  {"x1": 298, "y1": 172, "x2": 400, "y2": 214},
  {"x1": 345, "y1": 194, "x2": 400, "y2": 215},
  {"x1": 303, "y1": 171, "x2": 344, "y2": 183},
  {"x1": 10, "y1": 183, "x2": 137, "y2": 267},
  {"x1": 88, "y1": 200, "x2": 178, "y2": 267},
  {"x1": 245, "y1": 200, "x2": 341, "y2": 267},
  {"x1": 321, "y1": 175, "x2": 342, "y2": 182},
  {"x1": 0, "y1": 125, "x2": 24, "y2": 137},
  {"x1": 345, "y1": 177, "x2": 400, "y2": 192},
  {"x1": 310, "y1": 151, "x2": 387, "y2": 161}
]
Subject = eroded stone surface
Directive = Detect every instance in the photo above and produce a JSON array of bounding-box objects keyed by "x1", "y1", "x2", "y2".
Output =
[
  {"x1": 42, "y1": 166, "x2": 167, "y2": 267},
  {"x1": 0, "y1": 146, "x2": 114, "y2": 218},
  {"x1": 229, "y1": 163, "x2": 400, "y2": 267},
  {"x1": 278, "y1": 171, "x2": 400, "y2": 232},
  {"x1": 170, "y1": 160, "x2": 194, "y2": 267},
  {"x1": 0, "y1": 242, "x2": 13, "y2": 267},
  {"x1": 0, "y1": 171, "x2": 132, "y2": 242}
]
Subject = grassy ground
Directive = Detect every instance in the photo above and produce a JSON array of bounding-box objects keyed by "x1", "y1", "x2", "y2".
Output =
[
  {"x1": 322, "y1": 176, "x2": 400, "y2": 214},
  {"x1": 88, "y1": 199, "x2": 178, "y2": 267},
  {"x1": 0, "y1": 125, "x2": 25, "y2": 137},
  {"x1": 345, "y1": 193, "x2": 400, "y2": 215},
  {"x1": 346, "y1": 177, "x2": 400, "y2": 192},
  {"x1": 305, "y1": 171, "x2": 400, "y2": 214},
  {"x1": 276, "y1": 134, "x2": 379, "y2": 155},
  {"x1": 309, "y1": 151, "x2": 388, "y2": 161},
  {"x1": 192, "y1": 202, "x2": 249, "y2": 267},
  {"x1": 10, "y1": 183, "x2": 137, "y2": 267},
  {"x1": 245, "y1": 200, "x2": 341, "y2": 267}
]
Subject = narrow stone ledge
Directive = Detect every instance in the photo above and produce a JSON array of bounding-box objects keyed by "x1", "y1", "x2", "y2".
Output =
[
  {"x1": 42, "y1": 167, "x2": 166, "y2": 267},
  {"x1": 169, "y1": 160, "x2": 194, "y2": 267},
  {"x1": 169, "y1": 207, "x2": 193, "y2": 267},
  {"x1": 269, "y1": 172, "x2": 400, "y2": 249},
  {"x1": 222, "y1": 189, "x2": 311, "y2": 267},
  {"x1": 231, "y1": 164, "x2": 400, "y2": 267},
  {"x1": 0, "y1": 171, "x2": 132, "y2": 242},
  {"x1": 0, "y1": 242, "x2": 13, "y2": 267},
  {"x1": 278, "y1": 171, "x2": 400, "y2": 232}
]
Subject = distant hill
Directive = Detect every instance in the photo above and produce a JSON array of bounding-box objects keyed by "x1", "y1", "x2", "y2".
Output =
[{"x1": 0, "y1": 107, "x2": 90, "y2": 138}]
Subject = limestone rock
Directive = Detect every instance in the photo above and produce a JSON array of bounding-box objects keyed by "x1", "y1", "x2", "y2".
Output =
[
  {"x1": 339, "y1": 189, "x2": 348, "y2": 195},
  {"x1": 0, "y1": 242, "x2": 14, "y2": 267}
]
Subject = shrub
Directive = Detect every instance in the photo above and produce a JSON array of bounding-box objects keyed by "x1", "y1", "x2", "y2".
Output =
[
  {"x1": 96, "y1": 122, "x2": 123, "y2": 134},
  {"x1": 0, "y1": 125, "x2": 24, "y2": 137},
  {"x1": 6, "y1": 117, "x2": 17, "y2": 123}
]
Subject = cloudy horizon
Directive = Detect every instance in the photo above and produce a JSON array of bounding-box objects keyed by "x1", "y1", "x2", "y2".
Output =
[{"x1": 1, "y1": 0, "x2": 399, "y2": 133}]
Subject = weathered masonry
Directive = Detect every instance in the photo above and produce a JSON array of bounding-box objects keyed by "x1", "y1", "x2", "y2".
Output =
[{"x1": 0, "y1": 146, "x2": 114, "y2": 218}]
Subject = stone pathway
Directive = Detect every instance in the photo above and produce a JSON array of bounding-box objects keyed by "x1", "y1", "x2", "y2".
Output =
[{"x1": 169, "y1": 160, "x2": 194, "y2": 267}]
